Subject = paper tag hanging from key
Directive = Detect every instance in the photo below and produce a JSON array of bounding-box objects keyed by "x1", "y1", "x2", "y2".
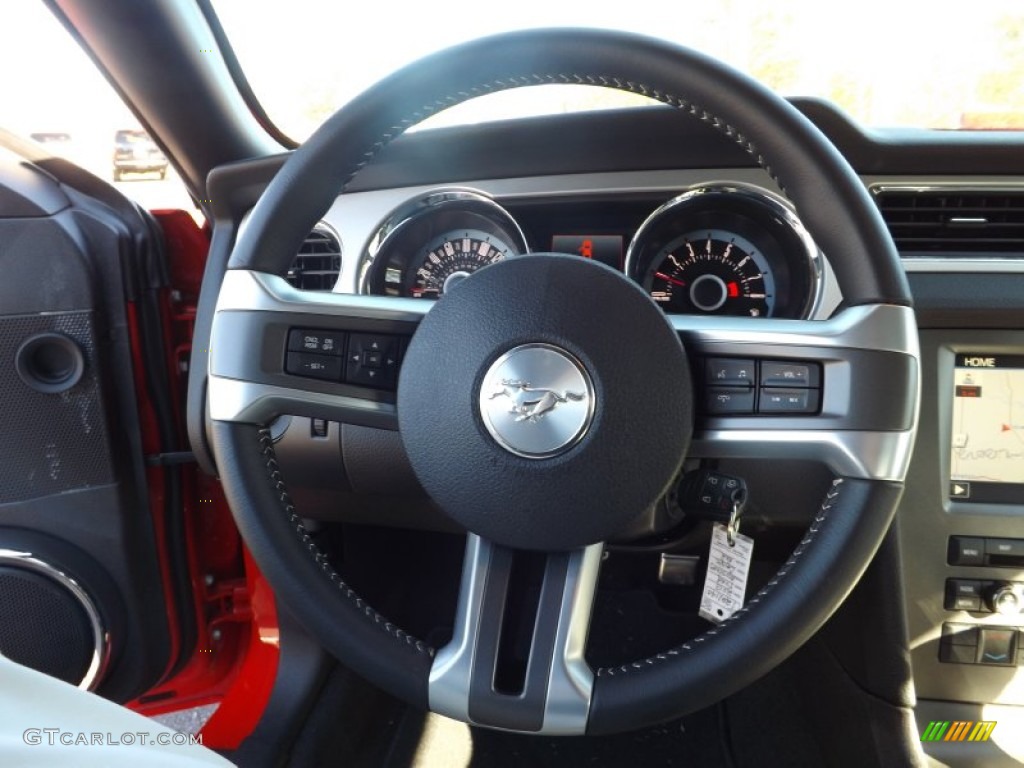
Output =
[{"x1": 699, "y1": 523, "x2": 754, "y2": 624}]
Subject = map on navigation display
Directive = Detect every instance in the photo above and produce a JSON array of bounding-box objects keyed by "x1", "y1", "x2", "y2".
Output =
[{"x1": 950, "y1": 354, "x2": 1024, "y2": 500}]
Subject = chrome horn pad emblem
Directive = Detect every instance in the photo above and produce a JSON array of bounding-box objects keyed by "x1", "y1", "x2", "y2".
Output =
[{"x1": 480, "y1": 344, "x2": 595, "y2": 459}]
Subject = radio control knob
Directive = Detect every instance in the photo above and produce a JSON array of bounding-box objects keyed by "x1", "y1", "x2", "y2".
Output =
[{"x1": 988, "y1": 584, "x2": 1022, "y2": 615}]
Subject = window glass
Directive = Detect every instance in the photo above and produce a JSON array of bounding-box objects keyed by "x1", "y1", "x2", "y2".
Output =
[
  {"x1": 211, "y1": 0, "x2": 1024, "y2": 142},
  {"x1": 0, "y1": 4, "x2": 199, "y2": 216}
]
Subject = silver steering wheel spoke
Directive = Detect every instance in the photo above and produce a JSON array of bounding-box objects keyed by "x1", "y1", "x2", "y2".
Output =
[
  {"x1": 675, "y1": 303, "x2": 920, "y2": 481},
  {"x1": 429, "y1": 534, "x2": 603, "y2": 735},
  {"x1": 208, "y1": 270, "x2": 919, "y2": 482},
  {"x1": 208, "y1": 269, "x2": 429, "y2": 426}
]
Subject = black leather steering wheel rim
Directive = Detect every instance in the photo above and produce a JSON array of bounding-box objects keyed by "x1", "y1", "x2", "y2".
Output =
[{"x1": 209, "y1": 28, "x2": 916, "y2": 734}]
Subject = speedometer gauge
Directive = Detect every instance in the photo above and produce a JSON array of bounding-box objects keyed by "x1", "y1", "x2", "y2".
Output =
[
  {"x1": 410, "y1": 229, "x2": 513, "y2": 298},
  {"x1": 647, "y1": 229, "x2": 775, "y2": 317},
  {"x1": 361, "y1": 189, "x2": 528, "y2": 298},
  {"x1": 625, "y1": 183, "x2": 823, "y2": 319}
]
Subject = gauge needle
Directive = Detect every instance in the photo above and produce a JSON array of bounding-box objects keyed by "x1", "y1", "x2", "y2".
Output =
[{"x1": 655, "y1": 271, "x2": 687, "y2": 288}]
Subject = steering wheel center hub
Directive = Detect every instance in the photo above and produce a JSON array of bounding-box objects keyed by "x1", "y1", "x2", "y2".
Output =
[
  {"x1": 479, "y1": 343, "x2": 595, "y2": 459},
  {"x1": 397, "y1": 254, "x2": 693, "y2": 550}
]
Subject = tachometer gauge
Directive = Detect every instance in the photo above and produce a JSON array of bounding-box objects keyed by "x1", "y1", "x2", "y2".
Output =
[
  {"x1": 647, "y1": 229, "x2": 775, "y2": 317},
  {"x1": 625, "y1": 183, "x2": 823, "y2": 319},
  {"x1": 410, "y1": 228, "x2": 513, "y2": 298},
  {"x1": 361, "y1": 189, "x2": 528, "y2": 298}
]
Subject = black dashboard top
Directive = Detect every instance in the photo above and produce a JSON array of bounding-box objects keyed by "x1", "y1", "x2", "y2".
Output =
[{"x1": 343, "y1": 99, "x2": 1024, "y2": 194}]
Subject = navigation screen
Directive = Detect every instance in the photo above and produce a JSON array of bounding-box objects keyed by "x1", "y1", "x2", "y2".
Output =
[{"x1": 950, "y1": 353, "x2": 1024, "y2": 503}]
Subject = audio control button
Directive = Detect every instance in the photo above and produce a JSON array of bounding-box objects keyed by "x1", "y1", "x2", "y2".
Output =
[
  {"x1": 948, "y1": 536, "x2": 985, "y2": 566},
  {"x1": 986, "y1": 538, "x2": 1024, "y2": 558},
  {"x1": 988, "y1": 583, "x2": 1023, "y2": 616},
  {"x1": 945, "y1": 579, "x2": 984, "y2": 612},
  {"x1": 705, "y1": 387, "x2": 755, "y2": 415}
]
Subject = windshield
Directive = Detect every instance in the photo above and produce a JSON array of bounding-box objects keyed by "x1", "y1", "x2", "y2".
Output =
[{"x1": 212, "y1": 0, "x2": 1024, "y2": 142}]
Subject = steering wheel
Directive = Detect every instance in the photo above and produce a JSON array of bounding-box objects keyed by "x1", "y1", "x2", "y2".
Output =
[{"x1": 206, "y1": 29, "x2": 919, "y2": 735}]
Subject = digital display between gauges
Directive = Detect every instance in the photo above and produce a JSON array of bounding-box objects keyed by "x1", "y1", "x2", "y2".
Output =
[
  {"x1": 646, "y1": 229, "x2": 775, "y2": 317},
  {"x1": 550, "y1": 234, "x2": 624, "y2": 270}
]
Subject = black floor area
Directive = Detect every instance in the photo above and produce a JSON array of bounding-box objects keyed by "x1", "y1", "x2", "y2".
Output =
[
  {"x1": 280, "y1": 655, "x2": 826, "y2": 768},
  {"x1": 247, "y1": 525, "x2": 919, "y2": 767}
]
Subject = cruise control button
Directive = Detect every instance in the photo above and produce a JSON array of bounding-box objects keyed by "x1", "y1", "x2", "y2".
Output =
[
  {"x1": 761, "y1": 361, "x2": 819, "y2": 388},
  {"x1": 705, "y1": 358, "x2": 755, "y2": 387},
  {"x1": 285, "y1": 352, "x2": 343, "y2": 382},
  {"x1": 705, "y1": 387, "x2": 755, "y2": 415},
  {"x1": 758, "y1": 388, "x2": 819, "y2": 414},
  {"x1": 288, "y1": 328, "x2": 346, "y2": 356}
]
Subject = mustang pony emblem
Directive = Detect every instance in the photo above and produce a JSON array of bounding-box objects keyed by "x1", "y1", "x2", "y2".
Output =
[{"x1": 489, "y1": 379, "x2": 586, "y2": 423}]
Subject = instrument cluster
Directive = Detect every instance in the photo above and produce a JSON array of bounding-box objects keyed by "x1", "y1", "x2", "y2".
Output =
[{"x1": 359, "y1": 183, "x2": 823, "y2": 319}]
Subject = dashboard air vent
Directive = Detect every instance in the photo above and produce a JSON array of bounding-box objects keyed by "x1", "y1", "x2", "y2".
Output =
[
  {"x1": 286, "y1": 225, "x2": 342, "y2": 291},
  {"x1": 875, "y1": 189, "x2": 1024, "y2": 255}
]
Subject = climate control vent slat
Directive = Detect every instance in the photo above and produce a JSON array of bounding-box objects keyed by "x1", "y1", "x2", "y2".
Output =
[
  {"x1": 286, "y1": 226, "x2": 342, "y2": 291},
  {"x1": 876, "y1": 189, "x2": 1024, "y2": 255}
]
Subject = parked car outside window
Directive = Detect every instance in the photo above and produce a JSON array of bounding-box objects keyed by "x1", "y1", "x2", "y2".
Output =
[{"x1": 112, "y1": 128, "x2": 167, "y2": 181}]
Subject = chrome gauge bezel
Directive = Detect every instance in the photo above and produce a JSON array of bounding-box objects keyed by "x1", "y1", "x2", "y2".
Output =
[
  {"x1": 359, "y1": 188, "x2": 529, "y2": 297},
  {"x1": 624, "y1": 182, "x2": 824, "y2": 319}
]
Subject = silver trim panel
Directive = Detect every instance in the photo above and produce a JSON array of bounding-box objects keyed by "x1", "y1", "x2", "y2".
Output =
[
  {"x1": 542, "y1": 542, "x2": 602, "y2": 734},
  {"x1": 671, "y1": 303, "x2": 918, "y2": 356},
  {"x1": 428, "y1": 535, "x2": 601, "y2": 735},
  {"x1": 901, "y1": 258, "x2": 1024, "y2": 273},
  {"x1": 215, "y1": 269, "x2": 430, "y2": 321},
  {"x1": 428, "y1": 534, "x2": 488, "y2": 724},
  {"x1": 0, "y1": 549, "x2": 108, "y2": 691},
  {"x1": 207, "y1": 376, "x2": 397, "y2": 424},
  {"x1": 324, "y1": 169, "x2": 786, "y2": 294},
  {"x1": 690, "y1": 430, "x2": 917, "y2": 482},
  {"x1": 869, "y1": 180, "x2": 1024, "y2": 193}
]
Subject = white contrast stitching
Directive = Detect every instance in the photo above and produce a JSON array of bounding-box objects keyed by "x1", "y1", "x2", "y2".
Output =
[
  {"x1": 257, "y1": 428, "x2": 433, "y2": 656},
  {"x1": 339, "y1": 73, "x2": 782, "y2": 193},
  {"x1": 595, "y1": 478, "x2": 845, "y2": 677}
]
